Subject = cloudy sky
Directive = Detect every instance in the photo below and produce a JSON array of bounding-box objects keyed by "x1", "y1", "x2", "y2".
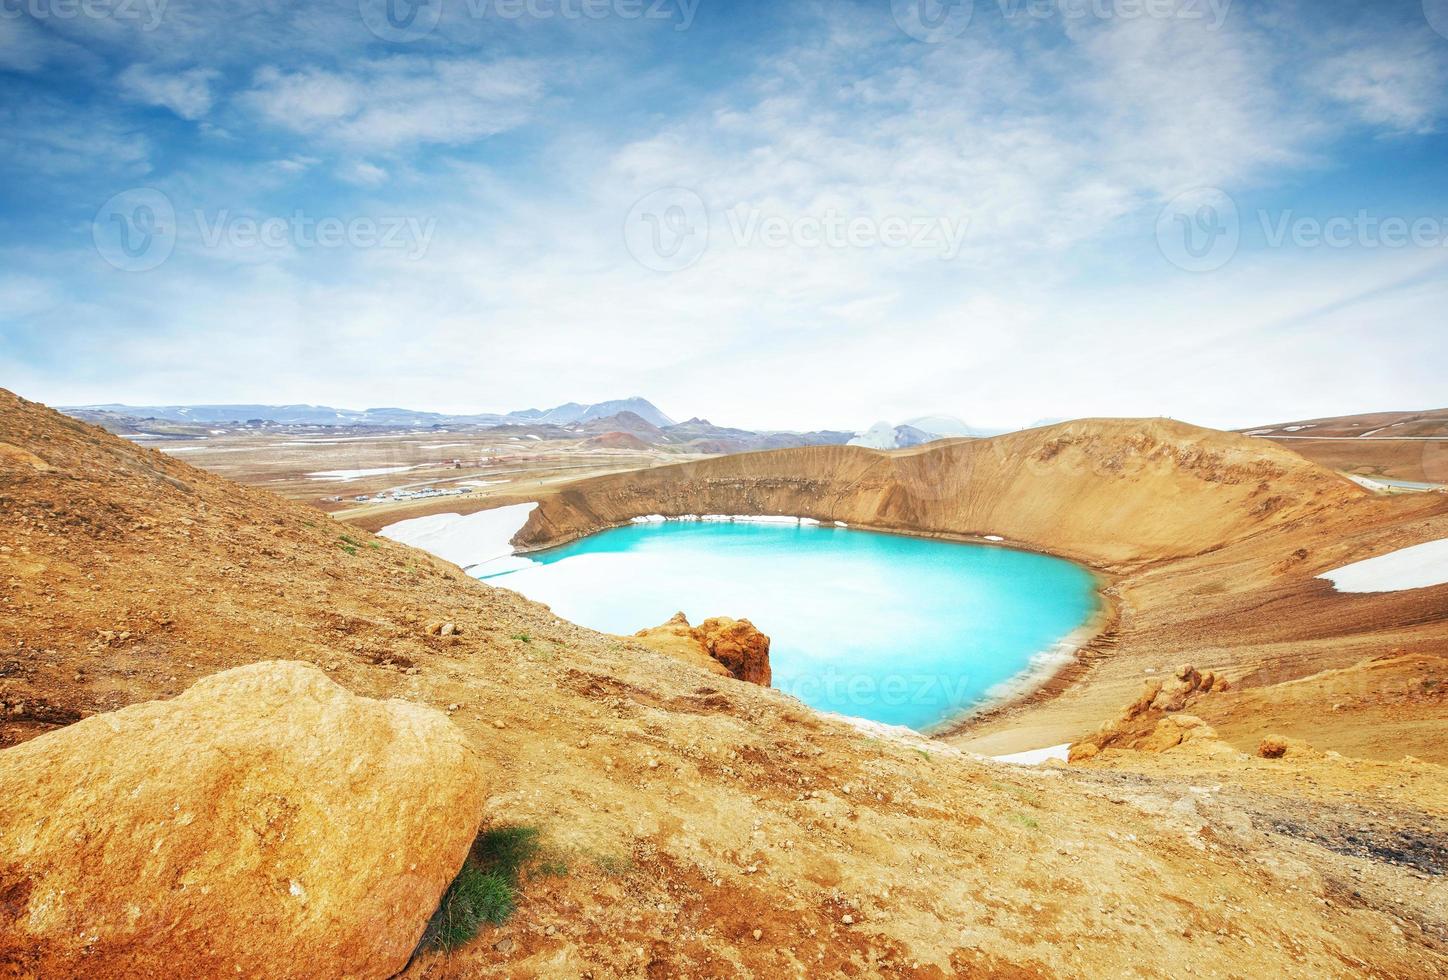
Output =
[{"x1": 2, "y1": 0, "x2": 1446, "y2": 431}]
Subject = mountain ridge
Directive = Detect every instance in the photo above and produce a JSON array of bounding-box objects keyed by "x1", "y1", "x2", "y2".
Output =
[{"x1": 62, "y1": 397, "x2": 677, "y2": 430}]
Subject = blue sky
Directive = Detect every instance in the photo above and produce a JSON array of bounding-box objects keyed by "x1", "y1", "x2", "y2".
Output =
[{"x1": 1, "y1": 0, "x2": 1445, "y2": 430}]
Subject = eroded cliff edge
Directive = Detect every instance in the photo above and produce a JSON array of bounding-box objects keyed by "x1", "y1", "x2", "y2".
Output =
[{"x1": 513, "y1": 418, "x2": 1367, "y2": 567}]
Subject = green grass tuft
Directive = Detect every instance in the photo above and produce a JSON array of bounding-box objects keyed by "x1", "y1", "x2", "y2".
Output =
[{"x1": 422, "y1": 825, "x2": 544, "y2": 954}]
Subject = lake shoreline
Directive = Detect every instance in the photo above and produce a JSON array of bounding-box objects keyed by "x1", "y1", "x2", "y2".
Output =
[{"x1": 505, "y1": 509, "x2": 1115, "y2": 734}]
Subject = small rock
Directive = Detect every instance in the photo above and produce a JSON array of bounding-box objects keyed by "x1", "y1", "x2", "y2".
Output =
[
  {"x1": 493, "y1": 719, "x2": 507, "y2": 730},
  {"x1": 447, "y1": 704, "x2": 459, "y2": 713},
  {"x1": 494, "y1": 936, "x2": 514, "y2": 954},
  {"x1": 1258, "y1": 735, "x2": 1288, "y2": 759},
  {"x1": 752, "y1": 929, "x2": 762, "y2": 941},
  {"x1": 841, "y1": 914, "x2": 854, "y2": 925}
]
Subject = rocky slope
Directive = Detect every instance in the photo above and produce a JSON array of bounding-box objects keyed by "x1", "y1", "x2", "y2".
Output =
[{"x1": 3, "y1": 389, "x2": 1447, "y2": 977}]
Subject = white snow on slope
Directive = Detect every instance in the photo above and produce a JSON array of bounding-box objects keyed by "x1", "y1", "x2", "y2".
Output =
[
  {"x1": 992, "y1": 743, "x2": 1070, "y2": 766},
  {"x1": 380, "y1": 503, "x2": 538, "y2": 574},
  {"x1": 307, "y1": 465, "x2": 419, "y2": 482},
  {"x1": 1318, "y1": 538, "x2": 1448, "y2": 593}
]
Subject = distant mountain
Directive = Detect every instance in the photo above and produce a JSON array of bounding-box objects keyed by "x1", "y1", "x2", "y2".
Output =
[
  {"x1": 65, "y1": 403, "x2": 506, "y2": 427},
  {"x1": 577, "y1": 411, "x2": 665, "y2": 440},
  {"x1": 902, "y1": 415, "x2": 998, "y2": 438},
  {"x1": 849, "y1": 421, "x2": 961, "y2": 450},
  {"x1": 63, "y1": 397, "x2": 675, "y2": 430},
  {"x1": 510, "y1": 398, "x2": 675, "y2": 428},
  {"x1": 660, "y1": 418, "x2": 854, "y2": 454}
]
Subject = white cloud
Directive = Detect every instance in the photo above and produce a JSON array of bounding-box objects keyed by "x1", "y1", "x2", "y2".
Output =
[
  {"x1": 119, "y1": 65, "x2": 222, "y2": 121},
  {"x1": 0, "y1": 101, "x2": 151, "y2": 176},
  {"x1": 337, "y1": 160, "x2": 389, "y2": 186},
  {"x1": 1309, "y1": 38, "x2": 1448, "y2": 135},
  {"x1": 7, "y1": 2, "x2": 1448, "y2": 430},
  {"x1": 241, "y1": 58, "x2": 547, "y2": 151}
]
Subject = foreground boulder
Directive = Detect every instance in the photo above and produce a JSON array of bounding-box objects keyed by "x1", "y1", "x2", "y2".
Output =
[
  {"x1": 0, "y1": 661, "x2": 488, "y2": 979},
  {"x1": 634, "y1": 613, "x2": 772, "y2": 686}
]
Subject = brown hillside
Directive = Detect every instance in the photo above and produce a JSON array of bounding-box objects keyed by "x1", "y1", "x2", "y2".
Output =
[
  {"x1": 3, "y1": 389, "x2": 1447, "y2": 977},
  {"x1": 514, "y1": 418, "x2": 1368, "y2": 566}
]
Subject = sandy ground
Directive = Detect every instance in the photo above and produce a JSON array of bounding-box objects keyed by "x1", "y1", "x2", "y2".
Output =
[{"x1": 132, "y1": 426, "x2": 713, "y2": 517}]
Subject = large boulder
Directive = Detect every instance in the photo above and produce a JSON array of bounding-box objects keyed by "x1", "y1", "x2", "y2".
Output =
[{"x1": 0, "y1": 661, "x2": 488, "y2": 979}]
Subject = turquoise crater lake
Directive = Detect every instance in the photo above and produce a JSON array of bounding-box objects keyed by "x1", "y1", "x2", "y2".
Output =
[{"x1": 484, "y1": 520, "x2": 1098, "y2": 731}]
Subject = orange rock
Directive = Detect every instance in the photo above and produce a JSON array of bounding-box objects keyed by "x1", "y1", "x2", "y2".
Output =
[
  {"x1": 1259, "y1": 735, "x2": 1289, "y2": 759},
  {"x1": 633, "y1": 613, "x2": 772, "y2": 686},
  {"x1": 692, "y1": 617, "x2": 772, "y2": 686},
  {"x1": 0, "y1": 661, "x2": 488, "y2": 978}
]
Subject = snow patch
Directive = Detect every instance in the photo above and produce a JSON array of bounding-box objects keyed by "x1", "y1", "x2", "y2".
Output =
[
  {"x1": 630, "y1": 514, "x2": 823, "y2": 527},
  {"x1": 306, "y1": 465, "x2": 419, "y2": 482},
  {"x1": 1318, "y1": 538, "x2": 1448, "y2": 593},
  {"x1": 992, "y1": 743, "x2": 1070, "y2": 766},
  {"x1": 380, "y1": 503, "x2": 538, "y2": 574}
]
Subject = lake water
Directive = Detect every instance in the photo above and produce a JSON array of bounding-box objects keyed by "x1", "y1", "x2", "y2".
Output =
[{"x1": 482, "y1": 520, "x2": 1098, "y2": 731}]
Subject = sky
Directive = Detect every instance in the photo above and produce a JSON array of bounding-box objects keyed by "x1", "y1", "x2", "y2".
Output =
[{"x1": 1, "y1": 0, "x2": 1446, "y2": 432}]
